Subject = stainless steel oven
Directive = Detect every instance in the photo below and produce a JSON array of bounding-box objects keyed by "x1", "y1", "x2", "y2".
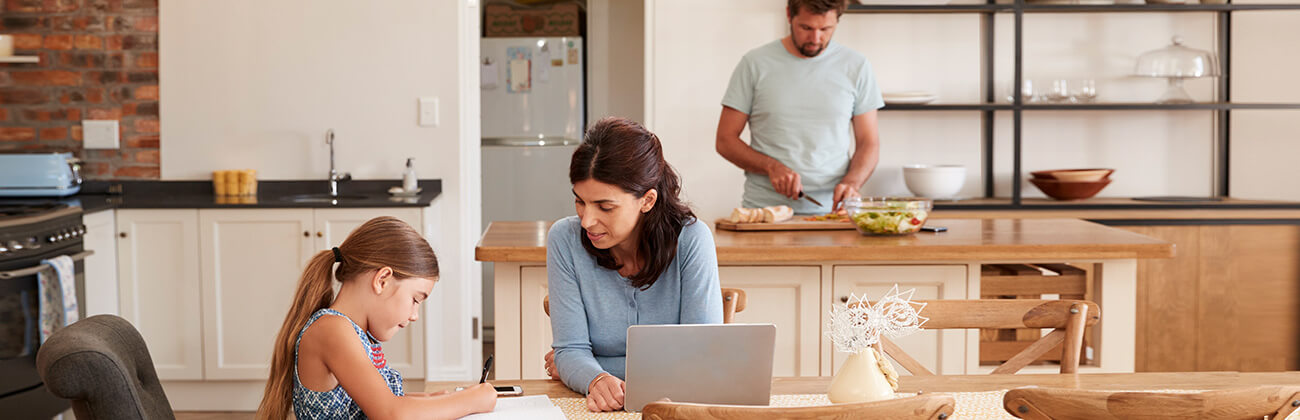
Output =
[{"x1": 0, "y1": 203, "x2": 87, "y2": 419}]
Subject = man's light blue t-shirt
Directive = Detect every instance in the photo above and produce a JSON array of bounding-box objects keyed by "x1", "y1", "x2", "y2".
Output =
[
  {"x1": 722, "y1": 39, "x2": 884, "y2": 214},
  {"x1": 546, "y1": 216, "x2": 723, "y2": 395}
]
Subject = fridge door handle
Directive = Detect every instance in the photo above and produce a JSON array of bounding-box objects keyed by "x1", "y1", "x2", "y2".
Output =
[{"x1": 481, "y1": 136, "x2": 582, "y2": 147}]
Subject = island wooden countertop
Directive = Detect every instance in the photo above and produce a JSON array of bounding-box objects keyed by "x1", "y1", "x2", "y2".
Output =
[
  {"x1": 475, "y1": 218, "x2": 1173, "y2": 263},
  {"x1": 426, "y1": 371, "x2": 1300, "y2": 399}
]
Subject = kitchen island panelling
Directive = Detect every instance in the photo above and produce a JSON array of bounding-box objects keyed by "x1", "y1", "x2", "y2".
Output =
[{"x1": 477, "y1": 218, "x2": 1171, "y2": 380}]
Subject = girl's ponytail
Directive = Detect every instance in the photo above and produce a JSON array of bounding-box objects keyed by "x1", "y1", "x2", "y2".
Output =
[{"x1": 256, "y1": 250, "x2": 338, "y2": 420}]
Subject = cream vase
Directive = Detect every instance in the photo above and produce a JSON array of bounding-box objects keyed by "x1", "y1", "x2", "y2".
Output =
[{"x1": 827, "y1": 348, "x2": 895, "y2": 403}]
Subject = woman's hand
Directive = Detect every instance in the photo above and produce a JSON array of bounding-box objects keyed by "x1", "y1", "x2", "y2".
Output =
[
  {"x1": 543, "y1": 349, "x2": 559, "y2": 380},
  {"x1": 586, "y1": 373, "x2": 625, "y2": 412}
]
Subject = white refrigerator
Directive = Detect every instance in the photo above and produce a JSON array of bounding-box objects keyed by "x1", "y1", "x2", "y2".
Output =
[{"x1": 480, "y1": 37, "x2": 584, "y2": 331}]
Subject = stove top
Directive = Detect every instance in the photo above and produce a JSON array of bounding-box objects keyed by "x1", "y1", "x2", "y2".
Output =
[{"x1": 0, "y1": 203, "x2": 70, "y2": 220}]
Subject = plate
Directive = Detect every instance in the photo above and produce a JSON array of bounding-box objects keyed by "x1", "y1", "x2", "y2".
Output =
[
  {"x1": 884, "y1": 95, "x2": 938, "y2": 105},
  {"x1": 388, "y1": 186, "x2": 422, "y2": 197}
]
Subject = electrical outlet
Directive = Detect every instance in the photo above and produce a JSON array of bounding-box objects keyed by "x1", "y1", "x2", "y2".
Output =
[
  {"x1": 418, "y1": 97, "x2": 439, "y2": 127},
  {"x1": 83, "y1": 120, "x2": 119, "y2": 149}
]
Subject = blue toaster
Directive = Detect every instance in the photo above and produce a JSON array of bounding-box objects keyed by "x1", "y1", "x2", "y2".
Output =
[{"x1": 0, "y1": 152, "x2": 83, "y2": 197}]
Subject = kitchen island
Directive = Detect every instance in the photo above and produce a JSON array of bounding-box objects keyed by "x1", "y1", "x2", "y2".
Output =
[{"x1": 476, "y1": 218, "x2": 1172, "y2": 380}]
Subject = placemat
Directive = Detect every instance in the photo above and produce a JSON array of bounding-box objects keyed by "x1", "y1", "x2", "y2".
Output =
[{"x1": 551, "y1": 391, "x2": 1010, "y2": 419}]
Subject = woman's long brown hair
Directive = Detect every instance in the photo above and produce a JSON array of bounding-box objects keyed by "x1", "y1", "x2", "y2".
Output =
[
  {"x1": 256, "y1": 216, "x2": 439, "y2": 420},
  {"x1": 569, "y1": 117, "x2": 696, "y2": 290}
]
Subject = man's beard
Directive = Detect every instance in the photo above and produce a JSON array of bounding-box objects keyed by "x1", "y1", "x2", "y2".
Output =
[{"x1": 798, "y1": 42, "x2": 826, "y2": 57}]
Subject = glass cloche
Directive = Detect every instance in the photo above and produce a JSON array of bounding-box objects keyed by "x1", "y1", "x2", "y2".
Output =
[{"x1": 1134, "y1": 36, "x2": 1220, "y2": 104}]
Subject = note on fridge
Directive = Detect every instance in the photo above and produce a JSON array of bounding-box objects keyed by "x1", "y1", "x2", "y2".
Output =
[{"x1": 458, "y1": 395, "x2": 565, "y2": 420}]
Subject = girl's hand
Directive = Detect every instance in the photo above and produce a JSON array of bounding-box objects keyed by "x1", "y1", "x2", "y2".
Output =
[
  {"x1": 466, "y1": 383, "x2": 498, "y2": 413},
  {"x1": 586, "y1": 373, "x2": 625, "y2": 412}
]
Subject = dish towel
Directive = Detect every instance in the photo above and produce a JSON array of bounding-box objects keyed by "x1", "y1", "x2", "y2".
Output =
[{"x1": 38, "y1": 255, "x2": 78, "y2": 344}]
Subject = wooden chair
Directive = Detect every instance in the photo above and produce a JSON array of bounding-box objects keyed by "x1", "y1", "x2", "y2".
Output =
[
  {"x1": 1003, "y1": 386, "x2": 1300, "y2": 420},
  {"x1": 856, "y1": 299, "x2": 1099, "y2": 375},
  {"x1": 544, "y1": 287, "x2": 748, "y2": 323},
  {"x1": 641, "y1": 393, "x2": 956, "y2": 420}
]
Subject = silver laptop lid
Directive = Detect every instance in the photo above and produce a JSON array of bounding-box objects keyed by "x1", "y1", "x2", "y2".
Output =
[{"x1": 623, "y1": 323, "x2": 776, "y2": 412}]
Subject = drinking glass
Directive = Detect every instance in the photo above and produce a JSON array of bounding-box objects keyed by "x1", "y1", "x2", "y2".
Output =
[{"x1": 1072, "y1": 79, "x2": 1098, "y2": 103}]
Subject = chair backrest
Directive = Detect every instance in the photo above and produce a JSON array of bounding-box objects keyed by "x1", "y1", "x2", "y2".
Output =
[
  {"x1": 35, "y1": 314, "x2": 174, "y2": 420},
  {"x1": 1003, "y1": 386, "x2": 1300, "y2": 420},
  {"x1": 545, "y1": 287, "x2": 748, "y2": 323},
  {"x1": 641, "y1": 393, "x2": 956, "y2": 420},
  {"x1": 855, "y1": 299, "x2": 1099, "y2": 375}
]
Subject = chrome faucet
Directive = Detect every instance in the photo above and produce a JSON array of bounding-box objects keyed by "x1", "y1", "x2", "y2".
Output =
[{"x1": 326, "y1": 129, "x2": 351, "y2": 197}]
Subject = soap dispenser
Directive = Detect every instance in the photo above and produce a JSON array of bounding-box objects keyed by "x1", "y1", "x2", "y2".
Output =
[{"x1": 402, "y1": 158, "x2": 418, "y2": 192}]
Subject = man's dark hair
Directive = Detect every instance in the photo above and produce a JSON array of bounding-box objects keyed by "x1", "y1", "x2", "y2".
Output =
[{"x1": 788, "y1": 0, "x2": 847, "y2": 18}]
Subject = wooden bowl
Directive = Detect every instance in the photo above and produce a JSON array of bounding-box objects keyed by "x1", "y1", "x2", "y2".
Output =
[
  {"x1": 1029, "y1": 178, "x2": 1112, "y2": 200},
  {"x1": 1030, "y1": 168, "x2": 1114, "y2": 182}
]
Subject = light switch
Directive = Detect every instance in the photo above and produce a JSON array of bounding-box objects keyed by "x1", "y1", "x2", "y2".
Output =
[
  {"x1": 83, "y1": 120, "x2": 119, "y2": 149},
  {"x1": 418, "y1": 97, "x2": 439, "y2": 127}
]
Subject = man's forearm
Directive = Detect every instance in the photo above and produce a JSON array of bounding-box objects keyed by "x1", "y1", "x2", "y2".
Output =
[
  {"x1": 717, "y1": 135, "x2": 780, "y2": 175},
  {"x1": 841, "y1": 138, "x2": 879, "y2": 189}
]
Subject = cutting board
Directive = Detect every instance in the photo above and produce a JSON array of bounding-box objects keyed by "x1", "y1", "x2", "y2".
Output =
[{"x1": 714, "y1": 218, "x2": 856, "y2": 231}]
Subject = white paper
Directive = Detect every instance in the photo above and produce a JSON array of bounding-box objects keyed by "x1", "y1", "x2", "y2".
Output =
[
  {"x1": 480, "y1": 60, "x2": 499, "y2": 90},
  {"x1": 458, "y1": 395, "x2": 566, "y2": 420},
  {"x1": 508, "y1": 59, "x2": 530, "y2": 92},
  {"x1": 537, "y1": 46, "x2": 551, "y2": 82}
]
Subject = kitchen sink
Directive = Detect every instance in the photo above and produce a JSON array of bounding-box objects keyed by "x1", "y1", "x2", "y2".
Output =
[{"x1": 280, "y1": 193, "x2": 371, "y2": 203}]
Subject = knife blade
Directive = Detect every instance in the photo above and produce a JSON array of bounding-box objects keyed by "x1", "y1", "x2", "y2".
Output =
[{"x1": 798, "y1": 191, "x2": 823, "y2": 207}]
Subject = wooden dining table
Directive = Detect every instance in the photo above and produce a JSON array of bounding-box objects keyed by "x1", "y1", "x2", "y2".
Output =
[{"x1": 428, "y1": 371, "x2": 1300, "y2": 415}]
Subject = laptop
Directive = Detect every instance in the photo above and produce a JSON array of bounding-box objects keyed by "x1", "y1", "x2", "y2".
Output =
[{"x1": 623, "y1": 323, "x2": 777, "y2": 412}]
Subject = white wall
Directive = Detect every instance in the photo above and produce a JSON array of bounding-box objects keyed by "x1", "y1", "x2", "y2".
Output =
[
  {"x1": 1229, "y1": 8, "x2": 1300, "y2": 200},
  {"x1": 588, "y1": 0, "x2": 646, "y2": 122},
  {"x1": 647, "y1": 0, "x2": 1294, "y2": 222},
  {"x1": 160, "y1": 0, "x2": 481, "y2": 381}
]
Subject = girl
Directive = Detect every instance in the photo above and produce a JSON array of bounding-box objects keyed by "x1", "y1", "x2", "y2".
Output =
[
  {"x1": 545, "y1": 117, "x2": 723, "y2": 412},
  {"x1": 257, "y1": 216, "x2": 496, "y2": 420}
]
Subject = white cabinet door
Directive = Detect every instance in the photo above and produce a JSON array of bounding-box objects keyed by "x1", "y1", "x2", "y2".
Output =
[
  {"x1": 116, "y1": 209, "x2": 203, "y2": 380},
  {"x1": 199, "y1": 209, "x2": 315, "y2": 380},
  {"x1": 313, "y1": 208, "x2": 423, "y2": 250},
  {"x1": 82, "y1": 210, "x2": 118, "y2": 316},
  {"x1": 519, "y1": 266, "x2": 551, "y2": 380},
  {"x1": 830, "y1": 265, "x2": 968, "y2": 376},
  {"x1": 313, "y1": 208, "x2": 425, "y2": 378},
  {"x1": 719, "y1": 266, "x2": 821, "y2": 377}
]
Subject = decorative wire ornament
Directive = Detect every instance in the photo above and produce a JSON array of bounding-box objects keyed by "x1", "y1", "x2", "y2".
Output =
[{"x1": 826, "y1": 285, "x2": 929, "y2": 354}]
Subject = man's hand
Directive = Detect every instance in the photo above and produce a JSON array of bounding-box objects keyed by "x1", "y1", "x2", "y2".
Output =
[
  {"x1": 586, "y1": 373, "x2": 626, "y2": 412},
  {"x1": 767, "y1": 162, "x2": 802, "y2": 200},
  {"x1": 832, "y1": 182, "x2": 861, "y2": 212},
  {"x1": 543, "y1": 349, "x2": 558, "y2": 380}
]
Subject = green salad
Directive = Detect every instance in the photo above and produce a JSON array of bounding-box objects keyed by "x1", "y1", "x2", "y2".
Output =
[{"x1": 850, "y1": 208, "x2": 928, "y2": 235}]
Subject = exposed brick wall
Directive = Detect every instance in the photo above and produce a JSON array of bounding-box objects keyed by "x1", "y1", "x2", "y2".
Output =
[{"x1": 0, "y1": 0, "x2": 160, "y2": 179}]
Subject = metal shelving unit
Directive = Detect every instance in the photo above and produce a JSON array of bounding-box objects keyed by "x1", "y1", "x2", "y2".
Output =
[{"x1": 848, "y1": 1, "x2": 1300, "y2": 205}]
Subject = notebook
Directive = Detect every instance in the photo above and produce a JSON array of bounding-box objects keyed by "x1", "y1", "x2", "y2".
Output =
[{"x1": 459, "y1": 395, "x2": 565, "y2": 420}]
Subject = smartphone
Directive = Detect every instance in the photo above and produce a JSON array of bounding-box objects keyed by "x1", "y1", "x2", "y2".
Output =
[
  {"x1": 921, "y1": 225, "x2": 947, "y2": 233},
  {"x1": 495, "y1": 385, "x2": 524, "y2": 396}
]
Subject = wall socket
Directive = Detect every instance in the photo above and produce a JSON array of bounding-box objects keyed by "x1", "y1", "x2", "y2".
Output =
[
  {"x1": 83, "y1": 120, "x2": 120, "y2": 149},
  {"x1": 418, "y1": 97, "x2": 439, "y2": 127}
]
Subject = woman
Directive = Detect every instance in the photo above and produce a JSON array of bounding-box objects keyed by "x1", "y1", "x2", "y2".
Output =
[{"x1": 544, "y1": 117, "x2": 723, "y2": 412}]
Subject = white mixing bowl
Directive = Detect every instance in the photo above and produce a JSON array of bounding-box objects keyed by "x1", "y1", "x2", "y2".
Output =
[{"x1": 902, "y1": 165, "x2": 966, "y2": 199}]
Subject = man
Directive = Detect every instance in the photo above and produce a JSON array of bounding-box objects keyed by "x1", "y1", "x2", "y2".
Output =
[{"x1": 716, "y1": 0, "x2": 884, "y2": 214}]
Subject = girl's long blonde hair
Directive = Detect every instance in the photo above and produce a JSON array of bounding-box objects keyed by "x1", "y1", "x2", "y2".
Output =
[{"x1": 256, "y1": 216, "x2": 439, "y2": 420}]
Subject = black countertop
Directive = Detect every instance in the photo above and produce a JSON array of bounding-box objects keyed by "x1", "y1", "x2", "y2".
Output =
[{"x1": 0, "y1": 180, "x2": 442, "y2": 214}]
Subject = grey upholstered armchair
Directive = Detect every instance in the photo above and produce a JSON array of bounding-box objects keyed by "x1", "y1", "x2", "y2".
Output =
[{"x1": 36, "y1": 314, "x2": 175, "y2": 420}]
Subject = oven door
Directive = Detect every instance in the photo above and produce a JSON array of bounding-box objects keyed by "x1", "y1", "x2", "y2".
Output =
[{"x1": 0, "y1": 242, "x2": 83, "y2": 417}]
